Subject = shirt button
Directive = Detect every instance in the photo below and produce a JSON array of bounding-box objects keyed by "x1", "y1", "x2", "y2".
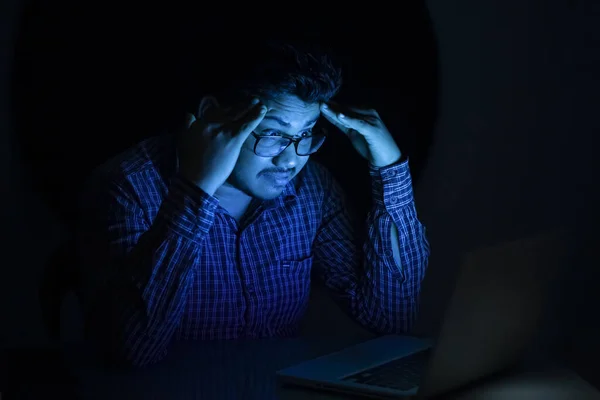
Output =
[
  {"x1": 390, "y1": 196, "x2": 399, "y2": 204},
  {"x1": 387, "y1": 170, "x2": 397, "y2": 178},
  {"x1": 384, "y1": 249, "x2": 394, "y2": 258}
]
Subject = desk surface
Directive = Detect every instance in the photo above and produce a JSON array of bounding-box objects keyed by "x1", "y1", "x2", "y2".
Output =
[{"x1": 3, "y1": 336, "x2": 599, "y2": 399}]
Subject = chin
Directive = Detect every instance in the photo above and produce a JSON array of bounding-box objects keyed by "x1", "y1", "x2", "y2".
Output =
[
  {"x1": 251, "y1": 186, "x2": 285, "y2": 201},
  {"x1": 233, "y1": 176, "x2": 289, "y2": 201},
  {"x1": 235, "y1": 182, "x2": 281, "y2": 201}
]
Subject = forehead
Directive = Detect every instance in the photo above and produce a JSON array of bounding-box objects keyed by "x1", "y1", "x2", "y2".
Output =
[{"x1": 260, "y1": 94, "x2": 321, "y2": 129}]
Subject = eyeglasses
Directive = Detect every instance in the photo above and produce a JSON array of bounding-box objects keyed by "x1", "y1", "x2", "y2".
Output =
[{"x1": 251, "y1": 128, "x2": 327, "y2": 157}]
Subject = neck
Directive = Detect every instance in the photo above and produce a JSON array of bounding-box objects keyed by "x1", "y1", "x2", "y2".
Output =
[
  {"x1": 215, "y1": 182, "x2": 251, "y2": 203},
  {"x1": 214, "y1": 183, "x2": 254, "y2": 221}
]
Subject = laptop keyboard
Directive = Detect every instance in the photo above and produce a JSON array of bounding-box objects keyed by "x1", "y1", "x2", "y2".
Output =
[{"x1": 341, "y1": 349, "x2": 431, "y2": 391}]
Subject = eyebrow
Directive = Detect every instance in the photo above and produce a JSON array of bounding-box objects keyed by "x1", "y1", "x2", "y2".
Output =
[{"x1": 263, "y1": 115, "x2": 320, "y2": 129}]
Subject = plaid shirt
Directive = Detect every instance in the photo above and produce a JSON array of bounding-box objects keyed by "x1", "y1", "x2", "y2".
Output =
[{"x1": 76, "y1": 134, "x2": 430, "y2": 366}]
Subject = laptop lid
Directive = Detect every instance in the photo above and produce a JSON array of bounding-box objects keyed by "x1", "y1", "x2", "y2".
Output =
[{"x1": 418, "y1": 231, "x2": 568, "y2": 398}]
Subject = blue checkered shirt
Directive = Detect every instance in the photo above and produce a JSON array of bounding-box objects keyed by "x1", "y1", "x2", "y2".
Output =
[{"x1": 76, "y1": 135, "x2": 430, "y2": 366}]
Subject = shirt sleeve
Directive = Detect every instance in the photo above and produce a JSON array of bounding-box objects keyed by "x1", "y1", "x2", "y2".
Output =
[
  {"x1": 312, "y1": 159, "x2": 430, "y2": 334},
  {"x1": 76, "y1": 172, "x2": 218, "y2": 366}
]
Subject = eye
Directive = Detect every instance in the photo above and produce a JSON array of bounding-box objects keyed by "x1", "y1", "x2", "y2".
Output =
[
  {"x1": 300, "y1": 130, "x2": 313, "y2": 138},
  {"x1": 258, "y1": 130, "x2": 282, "y2": 137}
]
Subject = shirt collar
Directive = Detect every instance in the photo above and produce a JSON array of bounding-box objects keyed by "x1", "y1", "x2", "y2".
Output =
[{"x1": 262, "y1": 176, "x2": 298, "y2": 210}]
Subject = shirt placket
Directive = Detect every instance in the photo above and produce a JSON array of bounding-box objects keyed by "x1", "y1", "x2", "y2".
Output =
[{"x1": 236, "y1": 206, "x2": 266, "y2": 338}]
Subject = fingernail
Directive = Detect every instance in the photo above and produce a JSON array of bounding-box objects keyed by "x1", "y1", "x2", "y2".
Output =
[
  {"x1": 251, "y1": 98, "x2": 260, "y2": 105},
  {"x1": 259, "y1": 106, "x2": 267, "y2": 114},
  {"x1": 322, "y1": 104, "x2": 328, "y2": 109},
  {"x1": 339, "y1": 113, "x2": 345, "y2": 119}
]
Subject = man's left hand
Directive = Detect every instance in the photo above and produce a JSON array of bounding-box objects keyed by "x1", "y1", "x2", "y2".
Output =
[{"x1": 320, "y1": 102, "x2": 402, "y2": 168}]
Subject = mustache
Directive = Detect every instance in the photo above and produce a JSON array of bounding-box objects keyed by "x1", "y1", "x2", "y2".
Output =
[{"x1": 261, "y1": 169, "x2": 294, "y2": 175}]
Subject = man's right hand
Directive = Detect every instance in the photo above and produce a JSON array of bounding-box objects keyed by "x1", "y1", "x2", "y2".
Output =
[{"x1": 178, "y1": 98, "x2": 267, "y2": 196}]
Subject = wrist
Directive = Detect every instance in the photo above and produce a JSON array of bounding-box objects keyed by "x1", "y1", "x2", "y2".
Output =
[
  {"x1": 195, "y1": 180, "x2": 218, "y2": 197},
  {"x1": 180, "y1": 173, "x2": 218, "y2": 197},
  {"x1": 371, "y1": 154, "x2": 402, "y2": 169}
]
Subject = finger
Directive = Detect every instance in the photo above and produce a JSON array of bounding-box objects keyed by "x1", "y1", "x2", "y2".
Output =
[
  {"x1": 326, "y1": 100, "x2": 361, "y2": 117},
  {"x1": 227, "y1": 97, "x2": 261, "y2": 121},
  {"x1": 323, "y1": 103, "x2": 370, "y2": 130},
  {"x1": 321, "y1": 103, "x2": 374, "y2": 135},
  {"x1": 228, "y1": 103, "x2": 268, "y2": 140},
  {"x1": 337, "y1": 112, "x2": 372, "y2": 133},
  {"x1": 327, "y1": 100, "x2": 379, "y2": 120},
  {"x1": 184, "y1": 112, "x2": 196, "y2": 129},
  {"x1": 320, "y1": 104, "x2": 350, "y2": 133},
  {"x1": 347, "y1": 106, "x2": 379, "y2": 118},
  {"x1": 205, "y1": 97, "x2": 260, "y2": 123}
]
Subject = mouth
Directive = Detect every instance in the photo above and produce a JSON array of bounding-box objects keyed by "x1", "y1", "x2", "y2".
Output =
[{"x1": 262, "y1": 172, "x2": 292, "y2": 186}]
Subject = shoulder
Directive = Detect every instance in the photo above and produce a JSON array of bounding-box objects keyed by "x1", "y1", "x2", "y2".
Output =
[
  {"x1": 81, "y1": 135, "x2": 176, "y2": 203},
  {"x1": 92, "y1": 135, "x2": 175, "y2": 179}
]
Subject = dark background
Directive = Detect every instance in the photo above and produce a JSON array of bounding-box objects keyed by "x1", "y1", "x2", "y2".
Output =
[
  {"x1": 1, "y1": 0, "x2": 599, "y2": 391},
  {"x1": 11, "y1": 3, "x2": 439, "y2": 227}
]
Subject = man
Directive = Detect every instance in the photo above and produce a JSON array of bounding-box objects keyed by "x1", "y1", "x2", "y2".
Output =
[{"x1": 76, "y1": 41, "x2": 430, "y2": 367}]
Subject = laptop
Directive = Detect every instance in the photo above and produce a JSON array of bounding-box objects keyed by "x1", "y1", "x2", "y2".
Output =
[{"x1": 277, "y1": 232, "x2": 566, "y2": 399}]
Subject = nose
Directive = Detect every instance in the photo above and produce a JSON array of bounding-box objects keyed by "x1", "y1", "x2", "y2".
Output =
[{"x1": 272, "y1": 143, "x2": 300, "y2": 170}]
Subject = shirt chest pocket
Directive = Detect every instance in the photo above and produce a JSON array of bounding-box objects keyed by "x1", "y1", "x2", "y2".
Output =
[
  {"x1": 263, "y1": 256, "x2": 313, "y2": 286},
  {"x1": 280, "y1": 256, "x2": 314, "y2": 274}
]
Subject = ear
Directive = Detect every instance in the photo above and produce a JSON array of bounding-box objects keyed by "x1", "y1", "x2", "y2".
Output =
[{"x1": 196, "y1": 95, "x2": 220, "y2": 119}]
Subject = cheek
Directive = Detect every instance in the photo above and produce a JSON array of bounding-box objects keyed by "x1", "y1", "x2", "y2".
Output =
[
  {"x1": 234, "y1": 147, "x2": 267, "y2": 177},
  {"x1": 296, "y1": 157, "x2": 310, "y2": 173}
]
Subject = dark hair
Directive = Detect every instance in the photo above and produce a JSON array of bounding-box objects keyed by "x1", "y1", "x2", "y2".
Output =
[{"x1": 185, "y1": 39, "x2": 342, "y2": 109}]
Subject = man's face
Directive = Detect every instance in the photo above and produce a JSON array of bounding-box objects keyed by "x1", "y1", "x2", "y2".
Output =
[{"x1": 227, "y1": 94, "x2": 321, "y2": 200}]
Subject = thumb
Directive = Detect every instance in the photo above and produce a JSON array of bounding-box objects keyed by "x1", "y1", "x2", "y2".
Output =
[{"x1": 184, "y1": 112, "x2": 196, "y2": 129}]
